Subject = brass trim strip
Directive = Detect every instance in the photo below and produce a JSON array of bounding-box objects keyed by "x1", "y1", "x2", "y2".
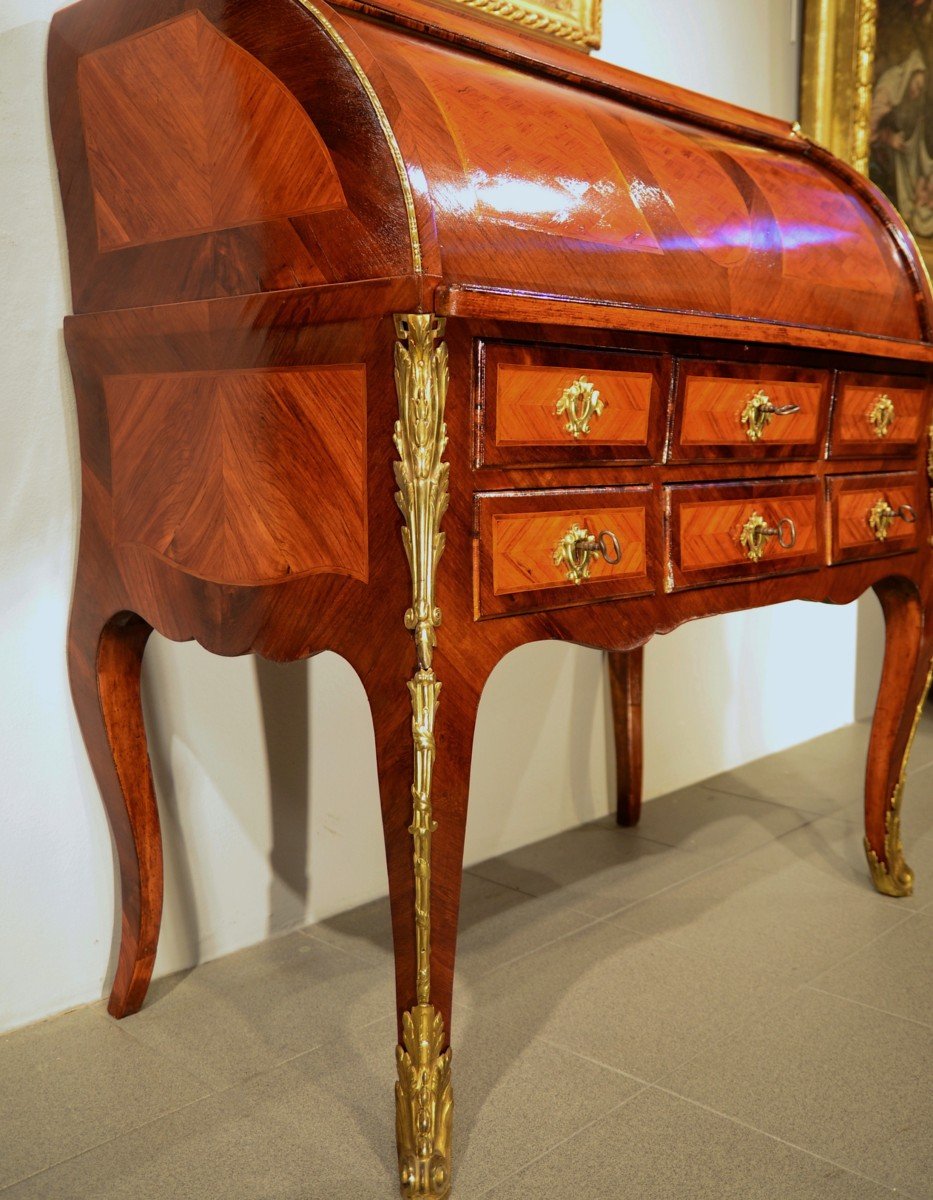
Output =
[
  {"x1": 392, "y1": 313, "x2": 452, "y2": 1200},
  {"x1": 296, "y1": 0, "x2": 423, "y2": 274},
  {"x1": 928, "y1": 423, "x2": 933, "y2": 546}
]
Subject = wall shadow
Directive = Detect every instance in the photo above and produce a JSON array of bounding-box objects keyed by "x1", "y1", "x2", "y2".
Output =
[
  {"x1": 255, "y1": 657, "x2": 311, "y2": 937},
  {"x1": 139, "y1": 638, "x2": 201, "y2": 997}
]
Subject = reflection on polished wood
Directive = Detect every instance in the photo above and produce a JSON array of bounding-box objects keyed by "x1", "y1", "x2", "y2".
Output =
[{"x1": 48, "y1": 0, "x2": 932, "y2": 1195}]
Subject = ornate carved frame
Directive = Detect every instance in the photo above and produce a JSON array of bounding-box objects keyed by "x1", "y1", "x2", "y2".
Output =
[
  {"x1": 799, "y1": 0, "x2": 933, "y2": 279},
  {"x1": 800, "y1": 0, "x2": 877, "y2": 175},
  {"x1": 438, "y1": 0, "x2": 601, "y2": 49}
]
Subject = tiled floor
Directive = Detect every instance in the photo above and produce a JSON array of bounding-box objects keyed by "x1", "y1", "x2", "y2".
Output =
[{"x1": 3, "y1": 718, "x2": 933, "y2": 1198}]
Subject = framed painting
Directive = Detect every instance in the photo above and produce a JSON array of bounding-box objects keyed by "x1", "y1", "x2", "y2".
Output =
[
  {"x1": 801, "y1": 0, "x2": 933, "y2": 266},
  {"x1": 438, "y1": 0, "x2": 601, "y2": 49}
]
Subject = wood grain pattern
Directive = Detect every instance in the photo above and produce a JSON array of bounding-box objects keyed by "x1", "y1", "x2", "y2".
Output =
[
  {"x1": 50, "y1": 0, "x2": 417, "y2": 311},
  {"x1": 673, "y1": 362, "x2": 828, "y2": 460},
  {"x1": 78, "y1": 12, "x2": 346, "y2": 251},
  {"x1": 828, "y1": 472, "x2": 923, "y2": 564},
  {"x1": 475, "y1": 487, "x2": 656, "y2": 617},
  {"x1": 50, "y1": 0, "x2": 931, "y2": 338},
  {"x1": 608, "y1": 647, "x2": 643, "y2": 827},
  {"x1": 493, "y1": 507, "x2": 647, "y2": 593},
  {"x1": 480, "y1": 340, "x2": 668, "y2": 467},
  {"x1": 67, "y1": 600, "x2": 161, "y2": 1019},
  {"x1": 46, "y1": 4, "x2": 933, "y2": 1192},
  {"x1": 364, "y1": 18, "x2": 923, "y2": 339},
  {"x1": 106, "y1": 366, "x2": 368, "y2": 586},
  {"x1": 681, "y1": 379, "x2": 822, "y2": 446},
  {"x1": 495, "y1": 365, "x2": 653, "y2": 446},
  {"x1": 669, "y1": 480, "x2": 822, "y2": 589},
  {"x1": 831, "y1": 375, "x2": 927, "y2": 456}
]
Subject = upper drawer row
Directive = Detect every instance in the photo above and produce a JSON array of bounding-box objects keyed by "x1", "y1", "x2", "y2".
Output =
[{"x1": 479, "y1": 342, "x2": 928, "y2": 468}]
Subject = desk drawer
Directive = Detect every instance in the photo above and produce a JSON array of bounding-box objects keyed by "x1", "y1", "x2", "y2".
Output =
[
  {"x1": 480, "y1": 342, "x2": 666, "y2": 468},
  {"x1": 666, "y1": 480, "x2": 822, "y2": 590},
  {"x1": 474, "y1": 487, "x2": 656, "y2": 617},
  {"x1": 828, "y1": 472, "x2": 924, "y2": 563},
  {"x1": 671, "y1": 362, "x2": 828, "y2": 461},
  {"x1": 830, "y1": 374, "x2": 927, "y2": 457}
]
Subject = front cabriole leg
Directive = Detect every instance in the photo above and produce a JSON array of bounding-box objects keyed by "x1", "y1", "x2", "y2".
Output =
[
  {"x1": 864, "y1": 579, "x2": 933, "y2": 897},
  {"x1": 392, "y1": 312, "x2": 453, "y2": 1199}
]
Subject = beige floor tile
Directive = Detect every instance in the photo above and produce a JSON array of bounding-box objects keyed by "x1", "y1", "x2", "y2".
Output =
[
  {"x1": 807, "y1": 912, "x2": 933, "y2": 1027},
  {"x1": 703, "y1": 722, "x2": 872, "y2": 816},
  {"x1": 624, "y1": 785, "x2": 812, "y2": 862},
  {"x1": 614, "y1": 854, "x2": 908, "y2": 984},
  {"x1": 916, "y1": 835, "x2": 933, "y2": 913},
  {"x1": 116, "y1": 931, "x2": 392, "y2": 1090},
  {"x1": 0, "y1": 1028, "x2": 396, "y2": 1200},
  {"x1": 1, "y1": 1012, "x2": 639, "y2": 1200},
  {"x1": 462, "y1": 919, "x2": 795, "y2": 1083},
  {"x1": 665, "y1": 988, "x2": 933, "y2": 1197},
  {"x1": 906, "y1": 708, "x2": 933, "y2": 775},
  {"x1": 468, "y1": 820, "x2": 713, "y2": 918},
  {"x1": 306, "y1": 872, "x2": 597, "y2": 984},
  {"x1": 453, "y1": 1004, "x2": 644, "y2": 1195},
  {"x1": 0, "y1": 1005, "x2": 208, "y2": 1190},
  {"x1": 482, "y1": 1087, "x2": 901, "y2": 1200},
  {"x1": 897, "y1": 761, "x2": 933, "y2": 833},
  {"x1": 457, "y1": 875, "x2": 599, "y2": 984},
  {"x1": 301, "y1": 894, "x2": 394, "y2": 963}
]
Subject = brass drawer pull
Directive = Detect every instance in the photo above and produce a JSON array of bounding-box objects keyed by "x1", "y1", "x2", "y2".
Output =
[
  {"x1": 740, "y1": 389, "x2": 800, "y2": 442},
  {"x1": 556, "y1": 376, "x2": 605, "y2": 438},
  {"x1": 740, "y1": 511, "x2": 797, "y2": 562},
  {"x1": 553, "y1": 523, "x2": 622, "y2": 585},
  {"x1": 868, "y1": 498, "x2": 916, "y2": 542},
  {"x1": 868, "y1": 393, "x2": 895, "y2": 438}
]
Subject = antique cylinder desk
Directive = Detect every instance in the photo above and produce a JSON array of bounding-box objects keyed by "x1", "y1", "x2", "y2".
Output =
[{"x1": 49, "y1": 0, "x2": 933, "y2": 1195}]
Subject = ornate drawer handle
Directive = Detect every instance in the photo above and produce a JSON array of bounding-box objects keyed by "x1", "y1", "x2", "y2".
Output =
[
  {"x1": 553, "y1": 523, "x2": 622, "y2": 585},
  {"x1": 868, "y1": 393, "x2": 896, "y2": 438},
  {"x1": 556, "y1": 376, "x2": 605, "y2": 438},
  {"x1": 739, "y1": 511, "x2": 797, "y2": 562},
  {"x1": 868, "y1": 498, "x2": 916, "y2": 542},
  {"x1": 740, "y1": 389, "x2": 800, "y2": 442}
]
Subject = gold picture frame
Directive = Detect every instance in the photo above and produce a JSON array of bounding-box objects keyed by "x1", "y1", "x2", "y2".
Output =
[
  {"x1": 439, "y1": 0, "x2": 601, "y2": 49},
  {"x1": 801, "y1": 0, "x2": 933, "y2": 267},
  {"x1": 801, "y1": 0, "x2": 878, "y2": 174}
]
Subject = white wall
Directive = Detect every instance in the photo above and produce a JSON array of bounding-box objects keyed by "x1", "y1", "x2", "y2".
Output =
[{"x1": 0, "y1": 0, "x2": 864, "y2": 1035}]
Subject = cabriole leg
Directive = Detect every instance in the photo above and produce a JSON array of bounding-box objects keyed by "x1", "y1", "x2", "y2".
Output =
[
  {"x1": 67, "y1": 600, "x2": 163, "y2": 1016},
  {"x1": 864, "y1": 580, "x2": 933, "y2": 898},
  {"x1": 367, "y1": 664, "x2": 480, "y2": 1200},
  {"x1": 388, "y1": 310, "x2": 456, "y2": 1199},
  {"x1": 608, "y1": 647, "x2": 644, "y2": 827}
]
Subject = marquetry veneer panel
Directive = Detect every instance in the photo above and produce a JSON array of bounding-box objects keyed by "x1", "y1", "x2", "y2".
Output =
[
  {"x1": 105, "y1": 365, "x2": 367, "y2": 586},
  {"x1": 474, "y1": 487, "x2": 656, "y2": 617},
  {"x1": 666, "y1": 479, "x2": 822, "y2": 590},
  {"x1": 77, "y1": 11, "x2": 346, "y2": 251},
  {"x1": 480, "y1": 342, "x2": 666, "y2": 467},
  {"x1": 672, "y1": 362, "x2": 828, "y2": 461},
  {"x1": 830, "y1": 374, "x2": 927, "y2": 457},
  {"x1": 827, "y1": 472, "x2": 924, "y2": 564}
]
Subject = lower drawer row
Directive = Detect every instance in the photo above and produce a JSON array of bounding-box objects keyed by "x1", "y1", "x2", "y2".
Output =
[{"x1": 474, "y1": 472, "x2": 925, "y2": 618}]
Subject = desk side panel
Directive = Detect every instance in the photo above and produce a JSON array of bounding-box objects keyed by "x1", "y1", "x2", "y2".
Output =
[{"x1": 48, "y1": 0, "x2": 422, "y2": 312}]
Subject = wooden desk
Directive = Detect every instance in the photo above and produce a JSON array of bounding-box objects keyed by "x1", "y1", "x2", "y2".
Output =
[{"x1": 49, "y1": 1, "x2": 933, "y2": 1194}]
